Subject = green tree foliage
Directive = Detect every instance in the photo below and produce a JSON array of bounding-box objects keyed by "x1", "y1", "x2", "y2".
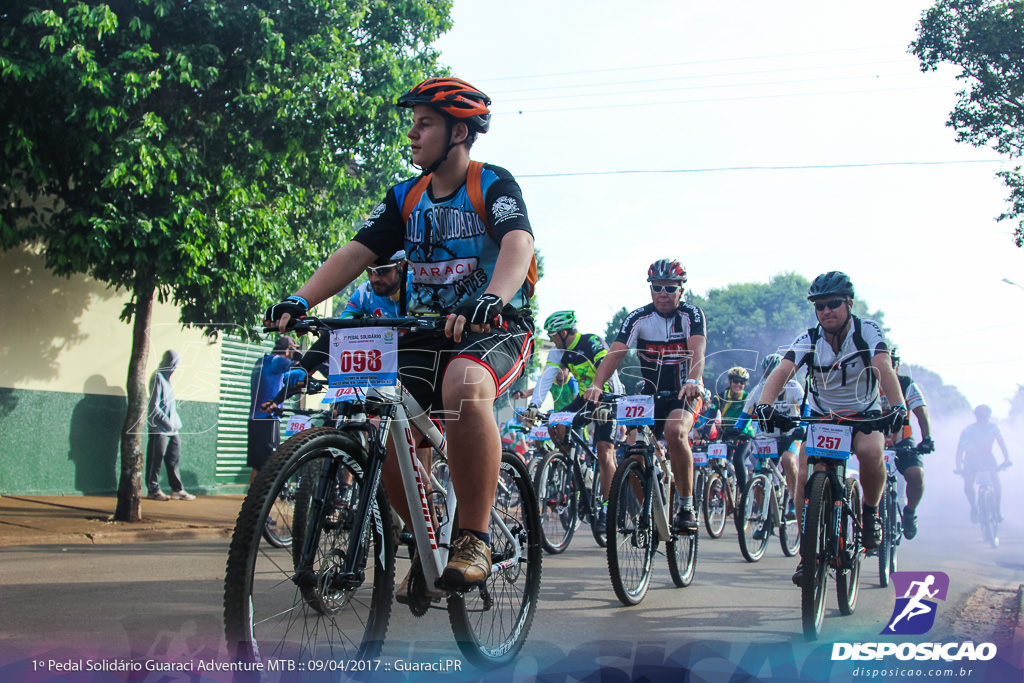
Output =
[
  {"x1": 911, "y1": 0, "x2": 1024, "y2": 244},
  {"x1": 0, "y1": 0, "x2": 452, "y2": 519},
  {"x1": 687, "y1": 273, "x2": 816, "y2": 391},
  {"x1": 902, "y1": 363, "x2": 972, "y2": 417}
]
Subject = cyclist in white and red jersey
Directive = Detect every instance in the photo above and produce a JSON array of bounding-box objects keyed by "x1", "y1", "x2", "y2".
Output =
[
  {"x1": 584, "y1": 258, "x2": 707, "y2": 533},
  {"x1": 754, "y1": 271, "x2": 906, "y2": 582}
]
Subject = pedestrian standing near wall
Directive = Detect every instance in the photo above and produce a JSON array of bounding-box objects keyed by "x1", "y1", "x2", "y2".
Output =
[{"x1": 146, "y1": 349, "x2": 195, "y2": 501}]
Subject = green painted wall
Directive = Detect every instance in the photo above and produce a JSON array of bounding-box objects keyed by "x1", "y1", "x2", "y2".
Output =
[{"x1": 0, "y1": 387, "x2": 229, "y2": 495}]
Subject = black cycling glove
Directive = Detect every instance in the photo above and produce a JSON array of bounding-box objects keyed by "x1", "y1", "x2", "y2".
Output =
[
  {"x1": 453, "y1": 293, "x2": 503, "y2": 326},
  {"x1": 885, "y1": 405, "x2": 908, "y2": 434},
  {"x1": 917, "y1": 436, "x2": 934, "y2": 454},
  {"x1": 753, "y1": 404, "x2": 788, "y2": 432},
  {"x1": 265, "y1": 295, "x2": 308, "y2": 324}
]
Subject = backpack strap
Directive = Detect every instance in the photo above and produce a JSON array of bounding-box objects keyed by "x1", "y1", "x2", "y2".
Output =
[{"x1": 401, "y1": 161, "x2": 539, "y2": 300}]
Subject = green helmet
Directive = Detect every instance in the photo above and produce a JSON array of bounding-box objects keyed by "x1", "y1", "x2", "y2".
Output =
[{"x1": 543, "y1": 310, "x2": 577, "y2": 335}]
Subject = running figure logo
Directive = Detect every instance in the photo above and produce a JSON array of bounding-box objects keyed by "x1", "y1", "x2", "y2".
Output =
[{"x1": 881, "y1": 571, "x2": 950, "y2": 635}]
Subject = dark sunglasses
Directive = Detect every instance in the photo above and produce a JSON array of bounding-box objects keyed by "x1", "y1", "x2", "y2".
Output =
[
  {"x1": 650, "y1": 284, "x2": 681, "y2": 294},
  {"x1": 813, "y1": 298, "x2": 846, "y2": 312},
  {"x1": 366, "y1": 263, "x2": 399, "y2": 277}
]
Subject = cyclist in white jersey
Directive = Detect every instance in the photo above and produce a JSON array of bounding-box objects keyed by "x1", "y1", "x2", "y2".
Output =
[
  {"x1": 736, "y1": 353, "x2": 803, "y2": 508},
  {"x1": 753, "y1": 271, "x2": 906, "y2": 582}
]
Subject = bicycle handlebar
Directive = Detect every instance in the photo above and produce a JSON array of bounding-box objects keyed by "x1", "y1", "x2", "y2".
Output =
[{"x1": 263, "y1": 315, "x2": 447, "y2": 335}]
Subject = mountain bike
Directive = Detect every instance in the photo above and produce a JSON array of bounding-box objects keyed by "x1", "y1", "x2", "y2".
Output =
[
  {"x1": 531, "y1": 408, "x2": 607, "y2": 553},
  {"x1": 605, "y1": 392, "x2": 698, "y2": 606},
  {"x1": 223, "y1": 316, "x2": 542, "y2": 668},
  {"x1": 876, "y1": 442, "x2": 924, "y2": 586},
  {"x1": 737, "y1": 435, "x2": 800, "y2": 562},
  {"x1": 702, "y1": 438, "x2": 739, "y2": 539},
  {"x1": 958, "y1": 462, "x2": 1012, "y2": 548},
  {"x1": 789, "y1": 411, "x2": 896, "y2": 640}
]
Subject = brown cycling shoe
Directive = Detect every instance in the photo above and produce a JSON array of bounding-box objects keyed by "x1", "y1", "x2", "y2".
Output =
[{"x1": 441, "y1": 531, "x2": 491, "y2": 588}]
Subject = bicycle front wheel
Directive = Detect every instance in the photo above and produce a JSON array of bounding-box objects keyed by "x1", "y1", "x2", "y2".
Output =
[
  {"x1": 878, "y1": 484, "x2": 895, "y2": 587},
  {"x1": 448, "y1": 451, "x2": 542, "y2": 668},
  {"x1": 836, "y1": 478, "x2": 862, "y2": 616},
  {"x1": 534, "y1": 452, "x2": 578, "y2": 554},
  {"x1": 800, "y1": 471, "x2": 832, "y2": 640},
  {"x1": 261, "y1": 475, "x2": 296, "y2": 548},
  {"x1": 666, "y1": 484, "x2": 698, "y2": 587},
  {"x1": 590, "y1": 462, "x2": 607, "y2": 548},
  {"x1": 979, "y1": 488, "x2": 998, "y2": 547},
  {"x1": 606, "y1": 459, "x2": 656, "y2": 606},
  {"x1": 224, "y1": 427, "x2": 394, "y2": 663},
  {"x1": 703, "y1": 471, "x2": 728, "y2": 538},
  {"x1": 738, "y1": 474, "x2": 771, "y2": 562}
]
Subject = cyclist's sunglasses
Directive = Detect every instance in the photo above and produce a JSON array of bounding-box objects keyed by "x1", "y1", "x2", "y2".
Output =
[
  {"x1": 813, "y1": 298, "x2": 846, "y2": 312},
  {"x1": 650, "y1": 284, "x2": 681, "y2": 294},
  {"x1": 366, "y1": 263, "x2": 400, "y2": 277}
]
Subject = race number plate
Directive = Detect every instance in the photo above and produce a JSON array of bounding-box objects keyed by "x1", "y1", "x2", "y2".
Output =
[
  {"x1": 284, "y1": 415, "x2": 312, "y2": 436},
  {"x1": 883, "y1": 449, "x2": 897, "y2": 472},
  {"x1": 805, "y1": 423, "x2": 853, "y2": 459},
  {"x1": 321, "y1": 386, "x2": 361, "y2": 404},
  {"x1": 707, "y1": 443, "x2": 729, "y2": 459},
  {"x1": 753, "y1": 437, "x2": 779, "y2": 457},
  {"x1": 617, "y1": 395, "x2": 655, "y2": 425},
  {"x1": 528, "y1": 426, "x2": 550, "y2": 442},
  {"x1": 329, "y1": 328, "x2": 398, "y2": 387},
  {"x1": 692, "y1": 449, "x2": 708, "y2": 467},
  {"x1": 548, "y1": 412, "x2": 575, "y2": 427}
]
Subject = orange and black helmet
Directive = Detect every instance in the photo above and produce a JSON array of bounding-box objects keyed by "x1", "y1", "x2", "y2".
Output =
[{"x1": 397, "y1": 77, "x2": 492, "y2": 133}]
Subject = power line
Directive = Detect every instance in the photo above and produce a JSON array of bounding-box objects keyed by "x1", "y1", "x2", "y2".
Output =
[
  {"x1": 480, "y1": 45, "x2": 907, "y2": 83},
  {"x1": 516, "y1": 159, "x2": 1004, "y2": 179}
]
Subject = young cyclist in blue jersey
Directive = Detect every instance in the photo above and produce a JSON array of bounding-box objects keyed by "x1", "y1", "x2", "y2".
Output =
[
  {"x1": 265, "y1": 77, "x2": 535, "y2": 590},
  {"x1": 583, "y1": 259, "x2": 708, "y2": 534}
]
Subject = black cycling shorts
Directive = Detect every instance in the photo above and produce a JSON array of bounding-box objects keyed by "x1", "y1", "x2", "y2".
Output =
[
  {"x1": 892, "y1": 438, "x2": 925, "y2": 474},
  {"x1": 396, "y1": 316, "x2": 534, "y2": 423}
]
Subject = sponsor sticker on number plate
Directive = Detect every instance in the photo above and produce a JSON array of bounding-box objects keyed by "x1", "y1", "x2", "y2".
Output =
[{"x1": 805, "y1": 423, "x2": 853, "y2": 459}]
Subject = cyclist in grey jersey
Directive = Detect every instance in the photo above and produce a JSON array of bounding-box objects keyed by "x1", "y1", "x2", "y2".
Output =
[{"x1": 754, "y1": 272, "x2": 906, "y2": 581}]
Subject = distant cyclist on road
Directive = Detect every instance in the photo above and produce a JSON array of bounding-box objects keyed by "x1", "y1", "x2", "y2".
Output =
[
  {"x1": 955, "y1": 404, "x2": 1011, "y2": 523},
  {"x1": 708, "y1": 366, "x2": 755, "y2": 490}
]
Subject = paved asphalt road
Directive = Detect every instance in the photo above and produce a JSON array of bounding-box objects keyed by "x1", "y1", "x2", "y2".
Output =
[{"x1": 1, "y1": 507, "x2": 1021, "y2": 683}]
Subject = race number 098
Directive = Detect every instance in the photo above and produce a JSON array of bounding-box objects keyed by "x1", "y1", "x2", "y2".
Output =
[{"x1": 336, "y1": 349, "x2": 382, "y2": 373}]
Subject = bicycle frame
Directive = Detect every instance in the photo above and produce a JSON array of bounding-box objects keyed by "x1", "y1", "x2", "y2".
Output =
[{"x1": 623, "y1": 428, "x2": 674, "y2": 543}]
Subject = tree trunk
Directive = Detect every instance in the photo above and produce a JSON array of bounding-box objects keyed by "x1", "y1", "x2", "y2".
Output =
[{"x1": 113, "y1": 278, "x2": 156, "y2": 522}]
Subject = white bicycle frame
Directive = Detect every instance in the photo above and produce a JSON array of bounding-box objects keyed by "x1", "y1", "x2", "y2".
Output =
[{"x1": 370, "y1": 384, "x2": 524, "y2": 593}]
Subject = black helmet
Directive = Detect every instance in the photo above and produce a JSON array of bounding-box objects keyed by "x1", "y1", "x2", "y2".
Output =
[{"x1": 807, "y1": 271, "x2": 854, "y2": 300}]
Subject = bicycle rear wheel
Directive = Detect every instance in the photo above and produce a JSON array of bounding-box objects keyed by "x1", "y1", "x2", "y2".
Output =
[
  {"x1": 779, "y1": 488, "x2": 800, "y2": 557},
  {"x1": 224, "y1": 427, "x2": 393, "y2": 662},
  {"x1": 703, "y1": 471, "x2": 728, "y2": 538},
  {"x1": 738, "y1": 474, "x2": 771, "y2": 562},
  {"x1": 448, "y1": 452, "x2": 542, "y2": 667},
  {"x1": 533, "y1": 452, "x2": 578, "y2": 554},
  {"x1": 836, "y1": 478, "x2": 862, "y2": 616},
  {"x1": 606, "y1": 459, "x2": 656, "y2": 606},
  {"x1": 800, "y1": 471, "x2": 832, "y2": 640},
  {"x1": 979, "y1": 488, "x2": 998, "y2": 547},
  {"x1": 666, "y1": 484, "x2": 698, "y2": 587}
]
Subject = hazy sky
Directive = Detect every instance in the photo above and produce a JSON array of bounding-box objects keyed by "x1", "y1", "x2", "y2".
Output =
[{"x1": 433, "y1": 1, "x2": 1023, "y2": 413}]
